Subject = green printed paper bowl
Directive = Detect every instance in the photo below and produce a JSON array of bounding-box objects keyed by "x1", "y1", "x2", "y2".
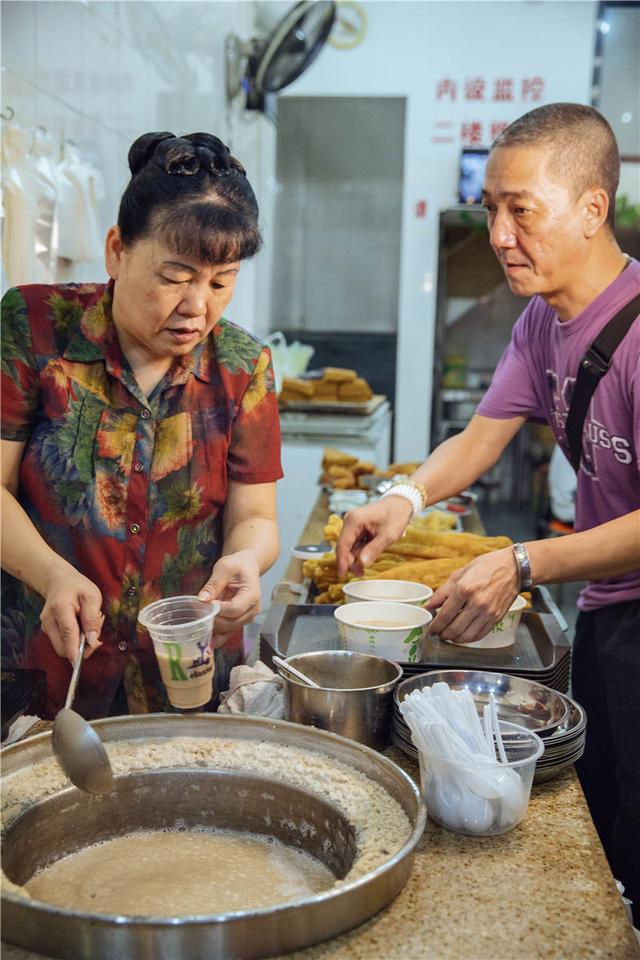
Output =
[{"x1": 334, "y1": 601, "x2": 433, "y2": 664}]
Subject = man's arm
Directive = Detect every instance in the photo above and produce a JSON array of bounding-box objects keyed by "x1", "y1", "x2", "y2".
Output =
[
  {"x1": 527, "y1": 510, "x2": 640, "y2": 584},
  {"x1": 336, "y1": 413, "x2": 525, "y2": 576},
  {"x1": 197, "y1": 481, "x2": 279, "y2": 634},
  {"x1": 409, "y1": 413, "x2": 527, "y2": 506},
  {"x1": 428, "y1": 510, "x2": 640, "y2": 644}
]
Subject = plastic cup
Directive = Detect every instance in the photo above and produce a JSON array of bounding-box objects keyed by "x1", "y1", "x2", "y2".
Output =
[
  {"x1": 138, "y1": 596, "x2": 220, "y2": 709},
  {"x1": 416, "y1": 720, "x2": 544, "y2": 836}
]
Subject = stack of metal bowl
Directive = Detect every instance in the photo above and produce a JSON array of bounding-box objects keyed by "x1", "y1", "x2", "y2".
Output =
[{"x1": 391, "y1": 669, "x2": 586, "y2": 783}]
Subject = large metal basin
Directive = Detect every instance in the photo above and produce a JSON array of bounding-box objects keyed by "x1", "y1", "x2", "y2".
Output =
[{"x1": 1, "y1": 714, "x2": 426, "y2": 960}]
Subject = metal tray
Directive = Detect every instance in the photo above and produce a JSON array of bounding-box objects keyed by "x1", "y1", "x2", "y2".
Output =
[
  {"x1": 278, "y1": 394, "x2": 385, "y2": 416},
  {"x1": 260, "y1": 604, "x2": 571, "y2": 687},
  {"x1": 532, "y1": 585, "x2": 569, "y2": 632}
]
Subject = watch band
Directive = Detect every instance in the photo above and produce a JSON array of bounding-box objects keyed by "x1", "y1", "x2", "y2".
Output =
[
  {"x1": 512, "y1": 542, "x2": 533, "y2": 591},
  {"x1": 380, "y1": 482, "x2": 425, "y2": 518}
]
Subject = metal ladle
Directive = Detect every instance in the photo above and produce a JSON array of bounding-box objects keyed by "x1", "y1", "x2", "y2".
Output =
[
  {"x1": 272, "y1": 655, "x2": 320, "y2": 688},
  {"x1": 52, "y1": 633, "x2": 114, "y2": 795}
]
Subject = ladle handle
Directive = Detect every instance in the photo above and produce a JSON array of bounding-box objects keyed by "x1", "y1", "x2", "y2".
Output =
[
  {"x1": 273, "y1": 655, "x2": 321, "y2": 688},
  {"x1": 64, "y1": 633, "x2": 86, "y2": 710}
]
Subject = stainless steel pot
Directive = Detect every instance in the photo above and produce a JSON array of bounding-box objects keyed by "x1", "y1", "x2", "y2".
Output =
[
  {"x1": 1, "y1": 713, "x2": 425, "y2": 960},
  {"x1": 282, "y1": 650, "x2": 403, "y2": 750}
]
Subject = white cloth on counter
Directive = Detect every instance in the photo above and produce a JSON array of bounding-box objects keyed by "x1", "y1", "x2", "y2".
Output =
[{"x1": 217, "y1": 661, "x2": 284, "y2": 719}]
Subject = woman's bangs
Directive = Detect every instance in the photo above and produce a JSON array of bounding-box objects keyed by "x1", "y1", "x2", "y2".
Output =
[{"x1": 158, "y1": 202, "x2": 261, "y2": 264}]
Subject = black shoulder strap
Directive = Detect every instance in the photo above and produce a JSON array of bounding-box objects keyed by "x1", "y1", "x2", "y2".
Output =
[{"x1": 565, "y1": 292, "x2": 640, "y2": 471}]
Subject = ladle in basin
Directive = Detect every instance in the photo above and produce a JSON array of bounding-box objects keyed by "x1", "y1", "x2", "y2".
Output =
[{"x1": 52, "y1": 633, "x2": 114, "y2": 795}]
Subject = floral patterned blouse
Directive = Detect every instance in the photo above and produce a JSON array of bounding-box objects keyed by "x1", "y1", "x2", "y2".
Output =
[{"x1": 1, "y1": 282, "x2": 283, "y2": 719}]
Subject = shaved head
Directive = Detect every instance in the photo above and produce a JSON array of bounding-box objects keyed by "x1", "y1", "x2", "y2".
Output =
[{"x1": 492, "y1": 103, "x2": 620, "y2": 228}]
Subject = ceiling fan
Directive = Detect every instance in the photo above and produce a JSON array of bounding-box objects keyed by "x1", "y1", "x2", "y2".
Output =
[{"x1": 226, "y1": 1, "x2": 337, "y2": 114}]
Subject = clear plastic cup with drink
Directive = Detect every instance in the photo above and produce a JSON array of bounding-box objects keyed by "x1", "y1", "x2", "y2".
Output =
[{"x1": 138, "y1": 596, "x2": 221, "y2": 709}]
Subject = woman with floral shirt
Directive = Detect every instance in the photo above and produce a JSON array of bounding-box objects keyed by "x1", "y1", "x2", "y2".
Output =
[{"x1": 1, "y1": 132, "x2": 283, "y2": 719}]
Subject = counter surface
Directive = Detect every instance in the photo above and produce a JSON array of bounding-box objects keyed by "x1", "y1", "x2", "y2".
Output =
[
  {"x1": 273, "y1": 493, "x2": 639, "y2": 958},
  {"x1": 278, "y1": 754, "x2": 639, "y2": 960},
  {"x1": 3, "y1": 496, "x2": 639, "y2": 960}
]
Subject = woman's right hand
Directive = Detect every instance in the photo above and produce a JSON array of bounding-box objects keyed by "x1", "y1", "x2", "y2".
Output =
[
  {"x1": 40, "y1": 564, "x2": 104, "y2": 664},
  {"x1": 336, "y1": 496, "x2": 414, "y2": 578}
]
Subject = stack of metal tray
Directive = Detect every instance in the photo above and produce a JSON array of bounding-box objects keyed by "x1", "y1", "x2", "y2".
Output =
[{"x1": 260, "y1": 587, "x2": 571, "y2": 693}]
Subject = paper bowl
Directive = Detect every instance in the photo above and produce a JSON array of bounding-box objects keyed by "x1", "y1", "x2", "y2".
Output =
[
  {"x1": 335, "y1": 601, "x2": 432, "y2": 664},
  {"x1": 343, "y1": 580, "x2": 433, "y2": 607},
  {"x1": 459, "y1": 594, "x2": 528, "y2": 649}
]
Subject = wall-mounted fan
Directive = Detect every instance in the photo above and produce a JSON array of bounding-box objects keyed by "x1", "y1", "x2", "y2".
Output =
[{"x1": 226, "y1": 1, "x2": 337, "y2": 113}]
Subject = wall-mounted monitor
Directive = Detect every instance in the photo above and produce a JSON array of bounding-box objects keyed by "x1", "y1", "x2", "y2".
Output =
[{"x1": 458, "y1": 148, "x2": 489, "y2": 205}]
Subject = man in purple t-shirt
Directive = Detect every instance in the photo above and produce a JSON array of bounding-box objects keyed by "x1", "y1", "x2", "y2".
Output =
[{"x1": 337, "y1": 104, "x2": 640, "y2": 921}]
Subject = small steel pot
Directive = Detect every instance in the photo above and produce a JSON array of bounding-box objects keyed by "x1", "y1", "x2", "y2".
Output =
[{"x1": 281, "y1": 651, "x2": 403, "y2": 750}]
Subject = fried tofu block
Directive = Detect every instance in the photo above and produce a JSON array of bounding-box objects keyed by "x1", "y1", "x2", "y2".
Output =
[
  {"x1": 353, "y1": 461, "x2": 375, "y2": 476},
  {"x1": 281, "y1": 376, "x2": 315, "y2": 398},
  {"x1": 322, "y1": 448, "x2": 359, "y2": 468},
  {"x1": 323, "y1": 367, "x2": 357, "y2": 383},
  {"x1": 313, "y1": 381, "x2": 339, "y2": 400},
  {"x1": 327, "y1": 465, "x2": 354, "y2": 479},
  {"x1": 331, "y1": 475, "x2": 357, "y2": 489},
  {"x1": 338, "y1": 378, "x2": 373, "y2": 401}
]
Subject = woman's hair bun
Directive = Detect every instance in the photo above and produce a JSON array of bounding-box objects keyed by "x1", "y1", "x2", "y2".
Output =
[
  {"x1": 119, "y1": 131, "x2": 260, "y2": 256},
  {"x1": 128, "y1": 131, "x2": 247, "y2": 179},
  {"x1": 128, "y1": 132, "x2": 175, "y2": 176}
]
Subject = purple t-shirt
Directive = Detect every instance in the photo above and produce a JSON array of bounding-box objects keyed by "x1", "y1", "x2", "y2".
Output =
[{"x1": 477, "y1": 258, "x2": 640, "y2": 611}]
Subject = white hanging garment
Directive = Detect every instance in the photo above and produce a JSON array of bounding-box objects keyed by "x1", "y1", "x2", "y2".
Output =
[
  {"x1": 1, "y1": 123, "x2": 57, "y2": 286},
  {"x1": 32, "y1": 126, "x2": 60, "y2": 281},
  {"x1": 58, "y1": 141, "x2": 105, "y2": 263}
]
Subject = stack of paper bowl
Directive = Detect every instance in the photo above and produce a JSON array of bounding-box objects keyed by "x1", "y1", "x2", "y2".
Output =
[{"x1": 391, "y1": 670, "x2": 586, "y2": 784}]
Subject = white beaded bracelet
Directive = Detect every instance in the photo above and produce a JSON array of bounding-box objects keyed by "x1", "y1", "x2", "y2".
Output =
[{"x1": 380, "y1": 482, "x2": 424, "y2": 518}]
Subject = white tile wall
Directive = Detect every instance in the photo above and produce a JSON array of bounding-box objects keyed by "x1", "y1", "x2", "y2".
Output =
[{"x1": 1, "y1": 0, "x2": 272, "y2": 334}]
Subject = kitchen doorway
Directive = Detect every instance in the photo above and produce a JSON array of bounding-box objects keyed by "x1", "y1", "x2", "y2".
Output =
[{"x1": 271, "y1": 96, "x2": 406, "y2": 416}]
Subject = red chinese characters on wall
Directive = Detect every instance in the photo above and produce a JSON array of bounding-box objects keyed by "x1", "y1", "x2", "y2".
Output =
[
  {"x1": 436, "y1": 78, "x2": 458, "y2": 101},
  {"x1": 433, "y1": 75, "x2": 546, "y2": 146},
  {"x1": 464, "y1": 77, "x2": 486, "y2": 101},
  {"x1": 492, "y1": 78, "x2": 514, "y2": 102},
  {"x1": 521, "y1": 76, "x2": 545, "y2": 102},
  {"x1": 490, "y1": 121, "x2": 509, "y2": 141},
  {"x1": 435, "y1": 75, "x2": 546, "y2": 104},
  {"x1": 460, "y1": 121, "x2": 511, "y2": 145},
  {"x1": 460, "y1": 122, "x2": 483, "y2": 145}
]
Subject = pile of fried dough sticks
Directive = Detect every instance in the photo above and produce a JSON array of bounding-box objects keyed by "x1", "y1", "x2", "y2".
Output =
[{"x1": 304, "y1": 513, "x2": 531, "y2": 607}]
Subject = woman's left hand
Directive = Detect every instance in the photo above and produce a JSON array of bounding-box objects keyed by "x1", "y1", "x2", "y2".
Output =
[
  {"x1": 198, "y1": 550, "x2": 262, "y2": 637},
  {"x1": 426, "y1": 547, "x2": 519, "y2": 644}
]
